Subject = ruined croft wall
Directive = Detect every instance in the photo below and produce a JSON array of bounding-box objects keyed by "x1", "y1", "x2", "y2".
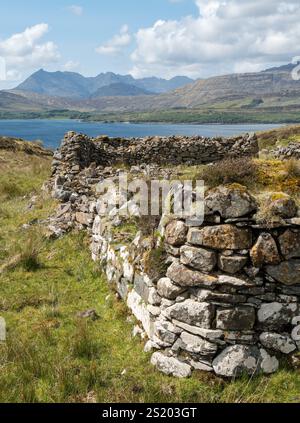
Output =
[
  {"x1": 48, "y1": 132, "x2": 300, "y2": 378},
  {"x1": 51, "y1": 131, "x2": 259, "y2": 177}
]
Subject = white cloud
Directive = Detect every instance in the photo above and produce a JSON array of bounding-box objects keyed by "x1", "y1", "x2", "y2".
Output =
[
  {"x1": 0, "y1": 23, "x2": 60, "y2": 76},
  {"x1": 96, "y1": 25, "x2": 131, "y2": 55},
  {"x1": 131, "y1": 0, "x2": 300, "y2": 78},
  {"x1": 68, "y1": 5, "x2": 83, "y2": 16},
  {"x1": 62, "y1": 60, "x2": 80, "y2": 71}
]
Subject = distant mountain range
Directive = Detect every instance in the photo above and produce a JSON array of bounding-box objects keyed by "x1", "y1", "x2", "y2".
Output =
[
  {"x1": 1, "y1": 64, "x2": 300, "y2": 122},
  {"x1": 15, "y1": 69, "x2": 194, "y2": 99}
]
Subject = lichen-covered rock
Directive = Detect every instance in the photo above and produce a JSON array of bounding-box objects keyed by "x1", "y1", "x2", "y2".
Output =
[
  {"x1": 117, "y1": 278, "x2": 129, "y2": 300},
  {"x1": 164, "y1": 300, "x2": 215, "y2": 329},
  {"x1": 166, "y1": 261, "x2": 218, "y2": 287},
  {"x1": 165, "y1": 220, "x2": 188, "y2": 246},
  {"x1": 205, "y1": 185, "x2": 257, "y2": 219},
  {"x1": 180, "y1": 246, "x2": 217, "y2": 273},
  {"x1": 259, "y1": 333, "x2": 296, "y2": 354},
  {"x1": 218, "y1": 255, "x2": 248, "y2": 274},
  {"x1": 250, "y1": 233, "x2": 281, "y2": 268},
  {"x1": 212, "y1": 345, "x2": 278, "y2": 377},
  {"x1": 193, "y1": 288, "x2": 246, "y2": 304},
  {"x1": 259, "y1": 349, "x2": 280, "y2": 374},
  {"x1": 92, "y1": 215, "x2": 103, "y2": 236},
  {"x1": 265, "y1": 192, "x2": 297, "y2": 219},
  {"x1": 75, "y1": 212, "x2": 93, "y2": 226},
  {"x1": 279, "y1": 230, "x2": 300, "y2": 259},
  {"x1": 134, "y1": 273, "x2": 152, "y2": 303},
  {"x1": 216, "y1": 307, "x2": 256, "y2": 331},
  {"x1": 188, "y1": 225, "x2": 252, "y2": 250},
  {"x1": 151, "y1": 352, "x2": 192, "y2": 378},
  {"x1": 179, "y1": 332, "x2": 218, "y2": 356},
  {"x1": 258, "y1": 302, "x2": 298, "y2": 330},
  {"x1": 154, "y1": 320, "x2": 181, "y2": 345},
  {"x1": 172, "y1": 319, "x2": 223, "y2": 341},
  {"x1": 266, "y1": 260, "x2": 300, "y2": 285},
  {"x1": 217, "y1": 274, "x2": 254, "y2": 288},
  {"x1": 127, "y1": 291, "x2": 154, "y2": 338},
  {"x1": 157, "y1": 278, "x2": 186, "y2": 300}
]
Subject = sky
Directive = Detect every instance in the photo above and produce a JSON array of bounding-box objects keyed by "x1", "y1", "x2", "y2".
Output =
[{"x1": 1, "y1": 0, "x2": 300, "y2": 88}]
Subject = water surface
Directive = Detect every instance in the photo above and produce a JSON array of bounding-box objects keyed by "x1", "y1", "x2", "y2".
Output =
[{"x1": 0, "y1": 119, "x2": 283, "y2": 150}]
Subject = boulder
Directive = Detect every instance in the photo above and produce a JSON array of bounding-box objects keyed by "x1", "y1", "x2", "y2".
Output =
[
  {"x1": 265, "y1": 193, "x2": 297, "y2": 219},
  {"x1": 218, "y1": 255, "x2": 248, "y2": 274},
  {"x1": 258, "y1": 302, "x2": 298, "y2": 330},
  {"x1": 266, "y1": 260, "x2": 300, "y2": 285},
  {"x1": 188, "y1": 225, "x2": 252, "y2": 250},
  {"x1": 165, "y1": 300, "x2": 215, "y2": 329},
  {"x1": 260, "y1": 349, "x2": 280, "y2": 374},
  {"x1": 165, "y1": 220, "x2": 188, "y2": 246},
  {"x1": 279, "y1": 230, "x2": 300, "y2": 259},
  {"x1": 259, "y1": 333, "x2": 296, "y2": 354},
  {"x1": 166, "y1": 261, "x2": 218, "y2": 287},
  {"x1": 179, "y1": 332, "x2": 218, "y2": 356},
  {"x1": 157, "y1": 278, "x2": 186, "y2": 300},
  {"x1": 151, "y1": 352, "x2": 192, "y2": 378},
  {"x1": 212, "y1": 345, "x2": 278, "y2": 377},
  {"x1": 216, "y1": 307, "x2": 256, "y2": 331},
  {"x1": 250, "y1": 233, "x2": 281, "y2": 268},
  {"x1": 205, "y1": 185, "x2": 257, "y2": 218},
  {"x1": 180, "y1": 246, "x2": 217, "y2": 273}
]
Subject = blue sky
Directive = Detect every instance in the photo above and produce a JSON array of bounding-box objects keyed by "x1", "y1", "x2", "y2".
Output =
[{"x1": 0, "y1": 1, "x2": 300, "y2": 88}]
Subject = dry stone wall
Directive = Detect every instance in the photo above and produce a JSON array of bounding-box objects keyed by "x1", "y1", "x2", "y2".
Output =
[
  {"x1": 88, "y1": 188, "x2": 300, "y2": 378},
  {"x1": 51, "y1": 131, "x2": 259, "y2": 174},
  {"x1": 272, "y1": 142, "x2": 300, "y2": 160},
  {"x1": 48, "y1": 132, "x2": 300, "y2": 379}
]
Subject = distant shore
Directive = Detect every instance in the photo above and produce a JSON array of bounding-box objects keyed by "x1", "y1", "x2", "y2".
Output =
[{"x1": 1, "y1": 108, "x2": 300, "y2": 125}]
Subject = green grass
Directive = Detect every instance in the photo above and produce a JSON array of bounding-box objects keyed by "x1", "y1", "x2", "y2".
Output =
[
  {"x1": 1, "y1": 143, "x2": 300, "y2": 403},
  {"x1": 1, "y1": 229, "x2": 300, "y2": 403}
]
